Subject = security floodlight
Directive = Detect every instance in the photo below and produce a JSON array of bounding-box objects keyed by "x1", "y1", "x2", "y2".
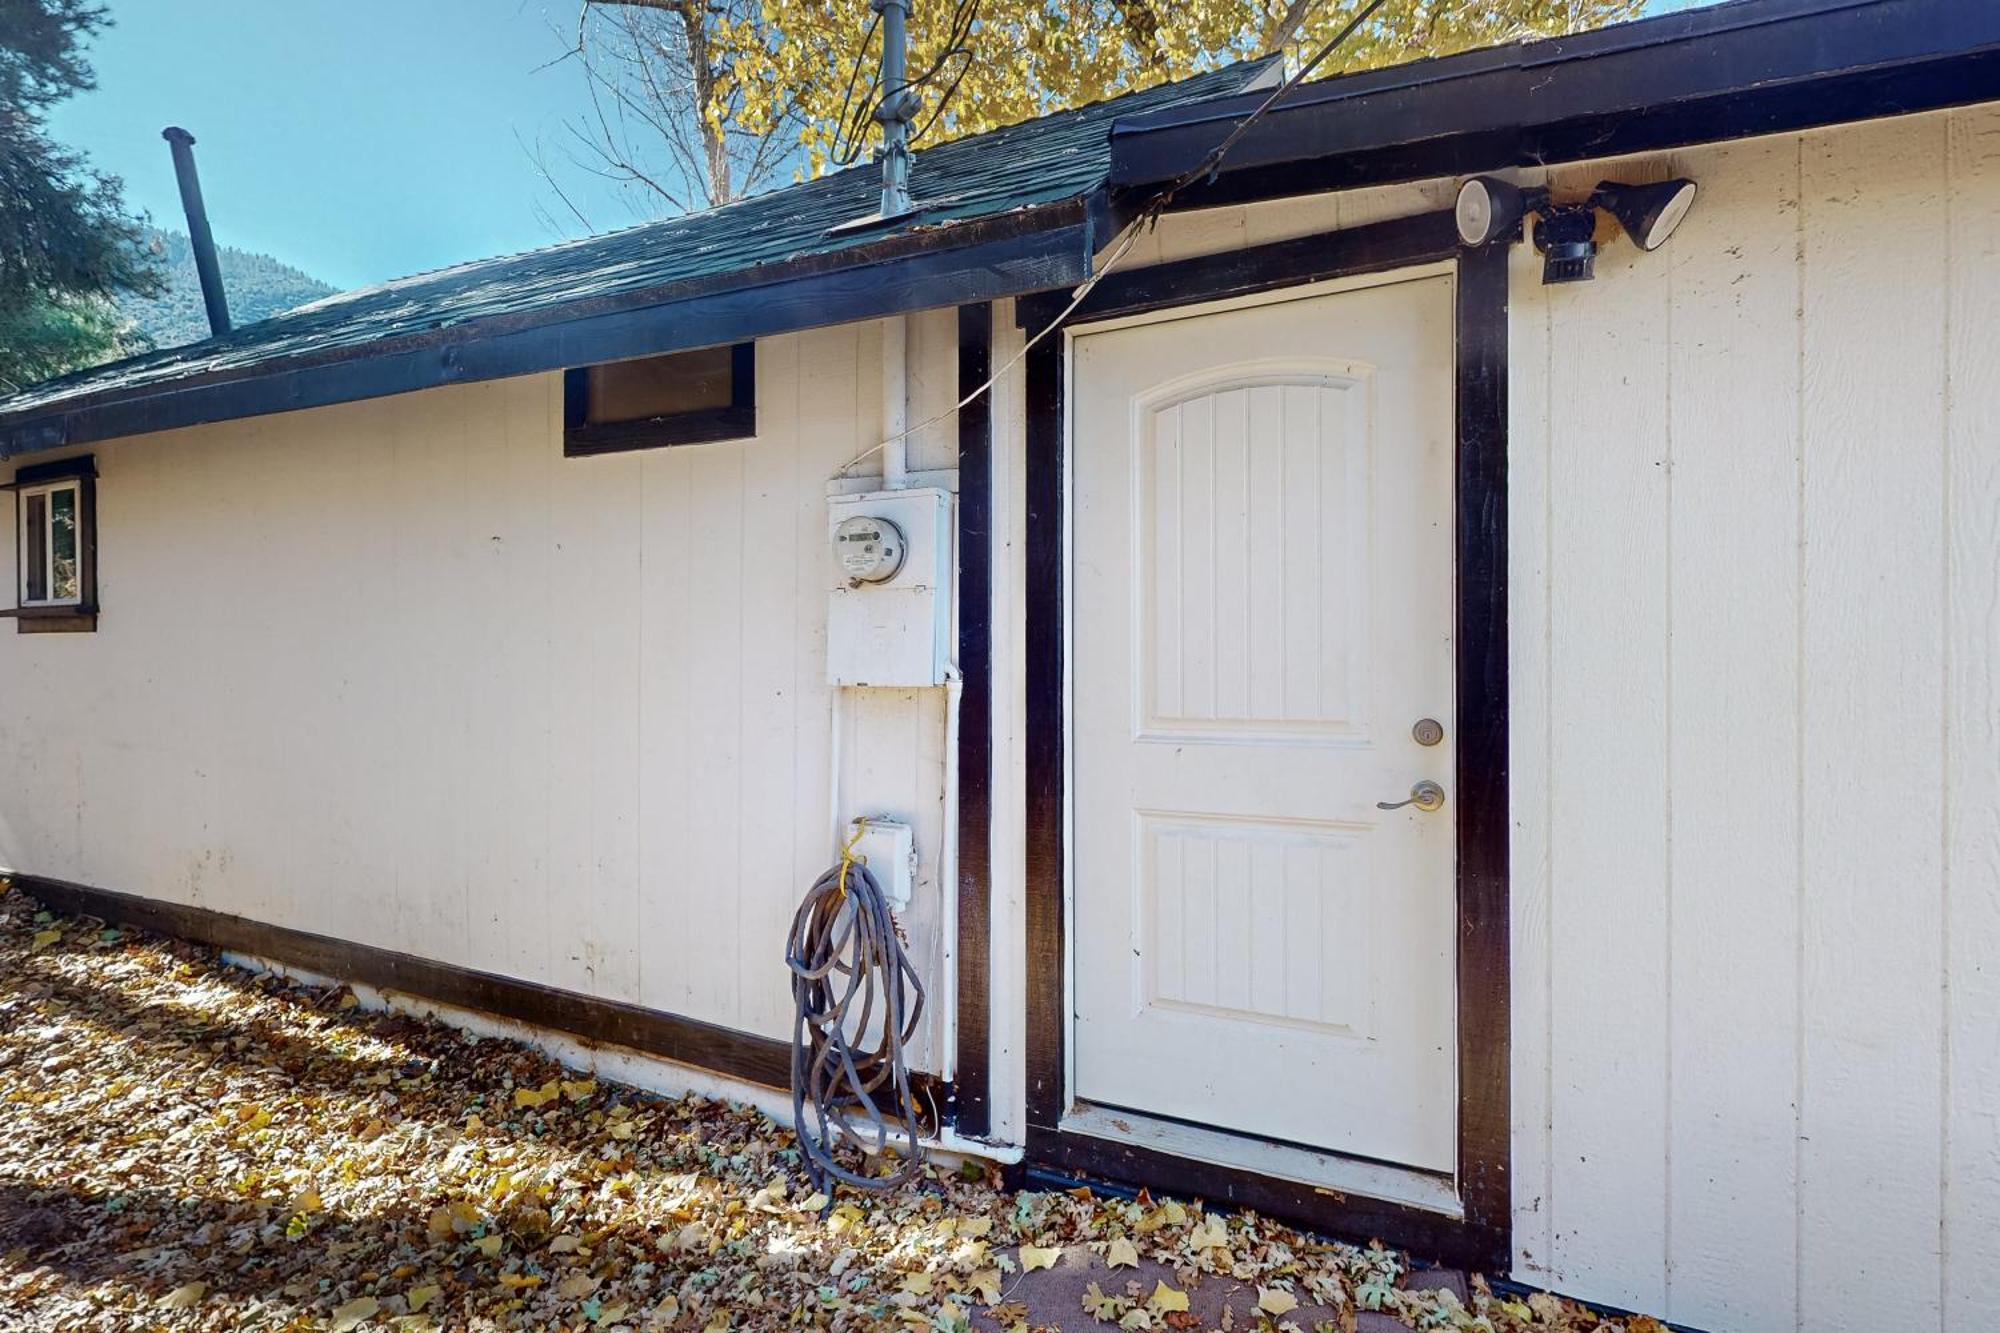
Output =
[
  {"x1": 1594, "y1": 178, "x2": 1699, "y2": 252},
  {"x1": 1460, "y1": 172, "x2": 1698, "y2": 282},
  {"x1": 1454, "y1": 176, "x2": 1544, "y2": 247}
]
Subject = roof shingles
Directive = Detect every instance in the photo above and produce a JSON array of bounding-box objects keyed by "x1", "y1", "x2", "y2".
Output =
[{"x1": 0, "y1": 61, "x2": 1268, "y2": 426}]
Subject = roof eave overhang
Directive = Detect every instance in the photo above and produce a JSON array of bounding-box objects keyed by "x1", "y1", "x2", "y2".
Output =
[
  {"x1": 1108, "y1": 0, "x2": 2000, "y2": 206},
  {"x1": 0, "y1": 198, "x2": 1100, "y2": 459}
]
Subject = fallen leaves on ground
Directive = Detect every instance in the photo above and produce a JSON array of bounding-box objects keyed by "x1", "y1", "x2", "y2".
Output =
[{"x1": 0, "y1": 884, "x2": 1631, "y2": 1330}]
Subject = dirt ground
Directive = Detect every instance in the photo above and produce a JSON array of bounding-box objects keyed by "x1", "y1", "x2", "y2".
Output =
[{"x1": 0, "y1": 883, "x2": 1645, "y2": 1332}]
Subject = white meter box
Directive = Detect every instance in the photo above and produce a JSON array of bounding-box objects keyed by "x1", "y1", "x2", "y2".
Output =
[{"x1": 827, "y1": 487, "x2": 952, "y2": 687}]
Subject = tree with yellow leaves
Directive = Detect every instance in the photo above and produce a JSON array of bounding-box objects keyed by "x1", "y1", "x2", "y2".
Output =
[{"x1": 554, "y1": 0, "x2": 1642, "y2": 221}]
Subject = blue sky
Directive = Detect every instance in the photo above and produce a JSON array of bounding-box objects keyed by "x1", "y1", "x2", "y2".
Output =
[
  {"x1": 50, "y1": 0, "x2": 1714, "y2": 293},
  {"x1": 49, "y1": 1, "x2": 639, "y2": 290}
]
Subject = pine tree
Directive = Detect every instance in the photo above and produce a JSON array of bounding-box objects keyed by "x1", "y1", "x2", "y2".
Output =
[{"x1": 0, "y1": 0, "x2": 160, "y2": 392}]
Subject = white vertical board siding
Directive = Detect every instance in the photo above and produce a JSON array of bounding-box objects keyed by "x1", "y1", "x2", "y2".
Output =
[
  {"x1": 1944, "y1": 102, "x2": 2000, "y2": 1328},
  {"x1": 1543, "y1": 155, "x2": 1674, "y2": 1316},
  {"x1": 1508, "y1": 108, "x2": 2000, "y2": 1329},
  {"x1": 0, "y1": 319, "x2": 955, "y2": 1059},
  {"x1": 1504, "y1": 233, "x2": 1556, "y2": 1285},
  {"x1": 1661, "y1": 135, "x2": 1804, "y2": 1333},
  {"x1": 1798, "y1": 115, "x2": 1948, "y2": 1333},
  {"x1": 987, "y1": 298, "x2": 1031, "y2": 1146}
]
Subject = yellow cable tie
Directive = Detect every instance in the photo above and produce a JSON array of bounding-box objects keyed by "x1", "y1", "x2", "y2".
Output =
[{"x1": 838, "y1": 817, "x2": 870, "y2": 900}]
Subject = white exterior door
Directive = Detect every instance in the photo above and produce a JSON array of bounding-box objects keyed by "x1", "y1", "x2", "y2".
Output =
[{"x1": 1068, "y1": 271, "x2": 1458, "y2": 1174}]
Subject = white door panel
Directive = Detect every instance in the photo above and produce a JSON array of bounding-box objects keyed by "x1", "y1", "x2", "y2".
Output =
[{"x1": 1069, "y1": 273, "x2": 1457, "y2": 1173}]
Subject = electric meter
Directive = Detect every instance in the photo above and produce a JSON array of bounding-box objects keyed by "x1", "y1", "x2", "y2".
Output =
[
  {"x1": 825, "y1": 487, "x2": 950, "y2": 686},
  {"x1": 833, "y1": 514, "x2": 906, "y2": 585}
]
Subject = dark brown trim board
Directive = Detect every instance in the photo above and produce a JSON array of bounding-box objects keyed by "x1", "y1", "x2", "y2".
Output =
[
  {"x1": 563, "y1": 342, "x2": 758, "y2": 458},
  {"x1": 1018, "y1": 210, "x2": 1511, "y2": 1273},
  {"x1": 11, "y1": 873, "x2": 956, "y2": 1127},
  {"x1": 952, "y1": 301, "x2": 996, "y2": 1139},
  {"x1": 7, "y1": 872, "x2": 952, "y2": 1125},
  {"x1": 1451, "y1": 238, "x2": 1512, "y2": 1266}
]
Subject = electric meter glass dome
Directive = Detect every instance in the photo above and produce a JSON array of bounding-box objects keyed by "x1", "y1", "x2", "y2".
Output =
[{"x1": 834, "y1": 514, "x2": 907, "y2": 583}]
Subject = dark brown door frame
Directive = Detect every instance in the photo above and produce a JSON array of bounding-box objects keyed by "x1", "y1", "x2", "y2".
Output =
[{"x1": 1016, "y1": 208, "x2": 1511, "y2": 1272}]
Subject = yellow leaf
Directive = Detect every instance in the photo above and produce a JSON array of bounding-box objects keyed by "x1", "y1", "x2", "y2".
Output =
[
  {"x1": 1019, "y1": 1244, "x2": 1061, "y2": 1272},
  {"x1": 560, "y1": 1078, "x2": 597, "y2": 1101},
  {"x1": 474, "y1": 1234, "x2": 503, "y2": 1257},
  {"x1": 1190, "y1": 1217, "x2": 1228, "y2": 1250},
  {"x1": 1161, "y1": 1201, "x2": 1187, "y2": 1226},
  {"x1": 406, "y1": 1284, "x2": 440, "y2": 1313},
  {"x1": 703, "y1": 1314, "x2": 729, "y2": 1333},
  {"x1": 598, "y1": 1303, "x2": 629, "y2": 1323},
  {"x1": 1528, "y1": 1292, "x2": 1566, "y2": 1322},
  {"x1": 158, "y1": 1281, "x2": 208, "y2": 1309},
  {"x1": 296, "y1": 1187, "x2": 323, "y2": 1213},
  {"x1": 1148, "y1": 1281, "x2": 1190, "y2": 1313},
  {"x1": 959, "y1": 1215, "x2": 993, "y2": 1239},
  {"x1": 1106, "y1": 1236, "x2": 1140, "y2": 1268},
  {"x1": 1082, "y1": 1282, "x2": 1121, "y2": 1318},
  {"x1": 513, "y1": 1081, "x2": 560, "y2": 1109},
  {"x1": 30, "y1": 929, "x2": 60, "y2": 950},
  {"x1": 331, "y1": 1296, "x2": 380, "y2": 1331},
  {"x1": 900, "y1": 1272, "x2": 934, "y2": 1295},
  {"x1": 1257, "y1": 1287, "x2": 1299, "y2": 1315},
  {"x1": 968, "y1": 1268, "x2": 1003, "y2": 1305},
  {"x1": 800, "y1": 1191, "x2": 829, "y2": 1212}
]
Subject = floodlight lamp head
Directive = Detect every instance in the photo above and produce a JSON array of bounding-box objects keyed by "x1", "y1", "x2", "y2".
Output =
[
  {"x1": 1593, "y1": 178, "x2": 1699, "y2": 252},
  {"x1": 1454, "y1": 176, "x2": 1546, "y2": 247}
]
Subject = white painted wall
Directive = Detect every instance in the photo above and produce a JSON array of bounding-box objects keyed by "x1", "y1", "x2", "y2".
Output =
[
  {"x1": 0, "y1": 312, "x2": 966, "y2": 1070},
  {"x1": 1504, "y1": 107, "x2": 2000, "y2": 1331},
  {"x1": 5, "y1": 98, "x2": 1998, "y2": 1333}
]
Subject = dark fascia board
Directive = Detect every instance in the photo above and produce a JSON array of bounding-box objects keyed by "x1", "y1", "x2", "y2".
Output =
[
  {"x1": 1108, "y1": 0, "x2": 2000, "y2": 202},
  {"x1": 0, "y1": 206, "x2": 1095, "y2": 459}
]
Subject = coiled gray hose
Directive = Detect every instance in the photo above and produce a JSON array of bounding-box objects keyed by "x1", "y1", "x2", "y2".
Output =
[{"x1": 787, "y1": 848, "x2": 927, "y2": 1194}]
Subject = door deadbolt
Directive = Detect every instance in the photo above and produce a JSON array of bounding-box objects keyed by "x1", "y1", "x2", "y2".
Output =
[
  {"x1": 1378, "y1": 779, "x2": 1446, "y2": 813},
  {"x1": 1412, "y1": 718, "x2": 1444, "y2": 747}
]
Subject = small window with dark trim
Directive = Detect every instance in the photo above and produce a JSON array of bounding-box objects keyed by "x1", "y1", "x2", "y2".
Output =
[
  {"x1": 7, "y1": 455, "x2": 97, "y2": 634},
  {"x1": 564, "y1": 342, "x2": 756, "y2": 457}
]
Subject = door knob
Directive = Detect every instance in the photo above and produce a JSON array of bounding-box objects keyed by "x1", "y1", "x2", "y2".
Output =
[{"x1": 1378, "y1": 780, "x2": 1446, "y2": 813}]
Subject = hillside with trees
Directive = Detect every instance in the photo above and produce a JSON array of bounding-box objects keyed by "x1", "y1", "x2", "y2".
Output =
[{"x1": 119, "y1": 228, "x2": 336, "y2": 349}]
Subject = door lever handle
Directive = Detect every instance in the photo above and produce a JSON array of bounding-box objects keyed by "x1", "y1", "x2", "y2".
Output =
[{"x1": 1377, "y1": 779, "x2": 1446, "y2": 813}]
